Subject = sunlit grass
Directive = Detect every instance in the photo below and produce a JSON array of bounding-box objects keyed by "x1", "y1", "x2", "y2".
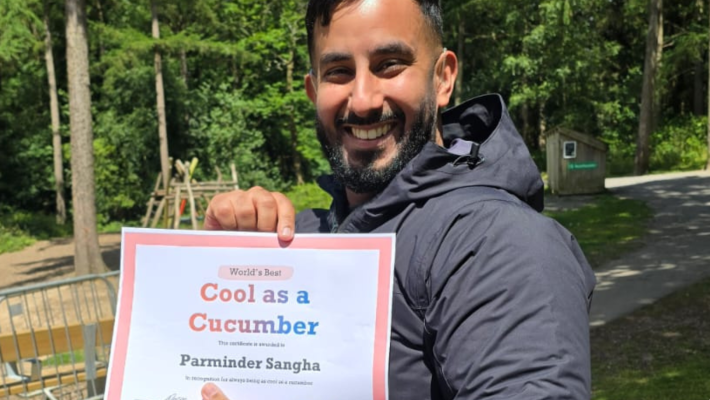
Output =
[
  {"x1": 42, "y1": 350, "x2": 86, "y2": 367},
  {"x1": 544, "y1": 194, "x2": 653, "y2": 268},
  {"x1": 0, "y1": 225, "x2": 36, "y2": 254}
]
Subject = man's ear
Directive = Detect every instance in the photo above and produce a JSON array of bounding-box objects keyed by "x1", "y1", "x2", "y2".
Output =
[
  {"x1": 305, "y1": 72, "x2": 317, "y2": 105},
  {"x1": 436, "y1": 50, "x2": 458, "y2": 109}
]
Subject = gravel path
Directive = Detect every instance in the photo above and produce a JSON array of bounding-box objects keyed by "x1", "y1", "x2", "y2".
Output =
[{"x1": 589, "y1": 170, "x2": 710, "y2": 326}]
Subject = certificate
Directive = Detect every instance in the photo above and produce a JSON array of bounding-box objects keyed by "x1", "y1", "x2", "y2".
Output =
[{"x1": 106, "y1": 228, "x2": 395, "y2": 400}]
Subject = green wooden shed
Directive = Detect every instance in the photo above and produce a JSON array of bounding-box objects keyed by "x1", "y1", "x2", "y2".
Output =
[{"x1": 545, "y1": 127, "x2": 607, "y2": 195}]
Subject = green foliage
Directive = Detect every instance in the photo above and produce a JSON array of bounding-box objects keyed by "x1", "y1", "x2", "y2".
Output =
[
  {"x1": 0, "y1": 0, "x2": 708, "y2": 230},
  {"x1": 0, "y1": 0, "x2": 41, "y2": 64},
  {"x1": 284, "y1": 183, "x2": 332, "y2": 213},
  {"x1": 0, "y1": 206, "x2": 73, "y2": 254},
  {"x1": 99, "y1": 220, "x2": 138, "y2": 234},
  {"x1": 0, "y1": 224, "x2": 35, "y2": 255},
  {"x1": 189, "y1": 83, "x2": 286, "y2": 191},
  {"x1": 544, "y1": 195, "x2": 653, "y2": 268},
  {"x1": 650, "y1": 116, "x2": 708, "y2": 172},
  {"x1": 605, "y1": 116, "x2": 709, "y2": 176},
  {"x1": 0, "y1": 208, "x2": 72, "y2": 240}
]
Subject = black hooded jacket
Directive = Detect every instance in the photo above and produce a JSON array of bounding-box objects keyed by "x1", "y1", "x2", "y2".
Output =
[{"x1": 296, "y1": 94, "x2": 596, "y2": 399}]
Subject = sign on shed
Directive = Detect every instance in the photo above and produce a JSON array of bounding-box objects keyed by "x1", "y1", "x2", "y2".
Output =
[{"x1": 546, "y1": 127, "x2": 607, "y2": 195}]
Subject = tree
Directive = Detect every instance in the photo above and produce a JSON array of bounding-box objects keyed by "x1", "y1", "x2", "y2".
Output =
[
  {"x1": 152, "y1": 0, "x2": 171, "y2": 200},
  {"x1": 707, "y1": 0, "x2": 710, "y2": 170},
  {"x1": 66, "y1": 0, "x2": 107, "y2": 274},
  {"x1": 635, "y1": 0, "x2": 663, "y2": 175},
  {"x1": 454, "y1": 7, "x2": 465, "y2": 106},
  {"x1": 44, "y1": 0, "x2": 66, "y2": 225}
]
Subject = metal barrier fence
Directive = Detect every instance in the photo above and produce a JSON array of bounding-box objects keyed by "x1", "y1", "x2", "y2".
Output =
[{"x1": 0, "y1": 272, "x2": 119, "y2": 400}]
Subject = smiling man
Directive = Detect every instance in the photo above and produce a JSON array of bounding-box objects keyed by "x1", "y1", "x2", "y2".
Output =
[
  {"x1": 305, "y1": 0, "x2": 448, "y2": 205},
  {"x1": 201, "y1": 0, "x2": 596, "y2": 399}
]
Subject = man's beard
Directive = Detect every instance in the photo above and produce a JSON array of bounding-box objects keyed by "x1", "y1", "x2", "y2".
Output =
[{"x1": 316, "y1": 98, "x2": 437, "y2": 194}]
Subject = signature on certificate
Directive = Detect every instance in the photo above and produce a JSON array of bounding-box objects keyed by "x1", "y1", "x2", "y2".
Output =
[{"x1": 135, "y1": 394, "x2": 187, "y2": 400}]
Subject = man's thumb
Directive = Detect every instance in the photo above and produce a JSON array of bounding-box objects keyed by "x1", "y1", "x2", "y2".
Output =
[{"x1": 201, "y1": 383, "x2": 228, "y2": 400}]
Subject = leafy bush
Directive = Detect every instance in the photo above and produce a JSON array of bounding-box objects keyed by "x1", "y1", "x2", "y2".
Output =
[
  {"x1": 0, "y1": 223, "x2": 35, "y2": 254},
  {"x1": 650, "y1": 115, "x2": 708, "y2": 172},
  {"x1": 530, "y1": 149, "x2": 547, "y2": 173},
  {"x1": 599, "y1": 115, "x2": 708, "y2": 177},
  {"x1": 0, "y1": 209, "x2": 72, "y2": 240},
  {"x1": 0, "y1": 207, "x2": 73, "y2": 254},
  {"x1": 605, "y1": 144, "x2": 636, "y2": 177},
  {"x1": 189, "y1": 83, "x2": 287, "y2": 192},
  {"x1": 284, "y1": 183, "x2": 332, "y2": 213}
]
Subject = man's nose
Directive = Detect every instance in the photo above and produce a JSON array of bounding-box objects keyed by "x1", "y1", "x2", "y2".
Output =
[{"x1": 349, "y1": 71, "x2": 384, "y2": 118}]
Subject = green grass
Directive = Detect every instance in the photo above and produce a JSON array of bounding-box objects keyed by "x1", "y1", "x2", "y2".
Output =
[
  {"x1": 0, "y1": 224, "x2": 36, "y2": 254},
  {"x1": 42, "y1": 350, "x2": 86, "y2": 367},
  {"x1": 0, "y1": 211, "x2": 73, "y2": 240},
  {"x1": 99, "y1": 219, "x2": 140, "y2": 233},
  {"x1": 0, "y1": 209, "x2": 135, "y2": 254},
  {"x1": 544, "y1": 194, "x2": 653, "y2": 268},
  {"x1": 0, "y1": 211, "x2": 71, "y2": 255},
  {"x1": 591, "y1": 278, "x2": 710, "y2": 399}
]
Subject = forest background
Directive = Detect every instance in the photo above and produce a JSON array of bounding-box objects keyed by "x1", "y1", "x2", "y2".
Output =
[{"x1": 0, "y1": 0, "x2": 708, "y2": 244}]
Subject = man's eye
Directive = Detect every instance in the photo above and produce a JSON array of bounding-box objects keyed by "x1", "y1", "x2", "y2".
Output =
[
  {"x1": 324, "y1": 68, "x2": 351, "y2": 79},
  {"x1": 376, "y1": 59, "x2": 406, "y2": 75}
]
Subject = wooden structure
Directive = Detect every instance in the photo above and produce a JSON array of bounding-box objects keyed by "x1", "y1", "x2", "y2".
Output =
[
  {"x1": 0, "y1": 320, "x2": 114, "y2": 398},
  {"x1": 546, "y1": 128, "x2": 607, "y2": 195},
  {"x1": 0, "y1": 272, "x2": 119, "y2": 399},
  {"x1": 142, "y1": 159, "x2": 239, "y2": 229}
]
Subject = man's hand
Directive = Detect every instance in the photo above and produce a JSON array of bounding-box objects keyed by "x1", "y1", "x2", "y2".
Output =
[
  {"x1": 204, "y1": 187, "x2": 296, "y2": 242},
  {"x1": 201, "y1": 383, "x2": 229, "y2": 400}
]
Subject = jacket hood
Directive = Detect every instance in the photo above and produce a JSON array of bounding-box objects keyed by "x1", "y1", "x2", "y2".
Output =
[{"x1": 319, "y1": 93, "x2": 544, "y2": 231}]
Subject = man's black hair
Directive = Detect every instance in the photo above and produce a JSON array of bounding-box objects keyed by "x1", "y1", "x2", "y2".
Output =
[{"x1": 305, "y1": 0, "x2": 443, "y2": 65}]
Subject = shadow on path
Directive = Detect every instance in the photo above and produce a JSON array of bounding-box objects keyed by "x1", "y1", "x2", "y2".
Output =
[
  {"x1": 590, "y1": 172, "x2": 710, "y2": 326},
  {"x1": 0, "y1": 234, "x2": 121, "y2": 290}
]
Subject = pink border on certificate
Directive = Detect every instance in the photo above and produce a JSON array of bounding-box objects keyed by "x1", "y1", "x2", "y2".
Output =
[{"x1": 109, "y1": 231, "x2": 393, "y2": 400}]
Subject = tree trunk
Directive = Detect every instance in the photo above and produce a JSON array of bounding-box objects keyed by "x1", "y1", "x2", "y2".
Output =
[
  {"x1": 522, "y1": 101, "x2": 531, "y2": 148},
  {"x1": 65, "y1": 0, "x2": 107, "y2": 275},
  {"x1": 696, "y1": 0, "x2": 705, "y2": 117},
  {"x1": 538, "y1": 102, "x2": 547, "y2": 148},
  {"x1": 706, "y1": 0, "x2": 710, "y2": 170},
  {"x1": 454, "y1": 10, "x2": 465, "y2": 106},
  {"x1": 652, "y1": 5, "x2": 664, "y2": 134},
  {"x1": 635, "y1": 0, "x2": 663, "y2": 176},
  {"x1": 286, "y1": 27, "x2": 303, "y2": 184},
  {"x1": 44, "y1": 1, "x2": 66, "y2": 225},
  {"x1": 179, "y1": 48, "x2": 190, "y2": 139},
  {"x1": 180, "y1": 48, "x2": 188, "y2": 87},
  {"x1": 694, "y1": 59, "x2": 703, "y2": 116},
  {"x1": 152, "y1": 0, "x2": 171, "y2": 203},
  {"x1": 94, "y1": 0, "x2": 105, "y2": 58}
]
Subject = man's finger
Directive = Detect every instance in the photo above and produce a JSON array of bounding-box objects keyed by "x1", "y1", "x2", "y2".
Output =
[
  {"x1": 203, "y1": 209, "x2": 222, "y2": 230},
  {"x1": 201, "y1": 383, "x2": 229, "y2": 400},
  {"x1": 204, "y1": 192, "x2": 239, "y2": 230},
  {"x1": 252, "y1": 190, "x2": 279, "y2": 233},
  {"x1": 231, "y1": 192, "x2": 257, "y2": 231},
  {"x1": 273, "y1": 192, "x2": 296, "y2": 242}
]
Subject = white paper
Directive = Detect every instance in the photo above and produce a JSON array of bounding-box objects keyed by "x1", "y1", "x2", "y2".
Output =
[{"x1": 106, "y1": 228, "x2": 395, "y2": 400}]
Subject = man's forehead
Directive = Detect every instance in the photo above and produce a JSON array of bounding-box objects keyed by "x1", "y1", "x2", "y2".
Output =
[{"x1": 311, "y1": 0, "x2": 428, "y2": 53}]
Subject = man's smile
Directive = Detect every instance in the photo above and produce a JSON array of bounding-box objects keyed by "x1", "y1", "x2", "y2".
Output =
[{"x1": 346, "y1": 122, "x2": 395, "y2": 140}]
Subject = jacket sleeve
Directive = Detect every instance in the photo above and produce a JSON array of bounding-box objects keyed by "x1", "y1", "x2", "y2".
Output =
[{"x1": 423, "y1": 199, "x2": 596, "y2": 399}]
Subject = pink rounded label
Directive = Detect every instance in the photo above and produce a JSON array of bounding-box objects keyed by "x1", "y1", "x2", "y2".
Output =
[{"x1": 218, "y1": 266, "x2": 293, "y2": 280}]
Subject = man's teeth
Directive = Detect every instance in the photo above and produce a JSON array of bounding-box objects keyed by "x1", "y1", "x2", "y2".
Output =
[{"x1": 351, "y1": 124, "x2": 392, "y2": 140}]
